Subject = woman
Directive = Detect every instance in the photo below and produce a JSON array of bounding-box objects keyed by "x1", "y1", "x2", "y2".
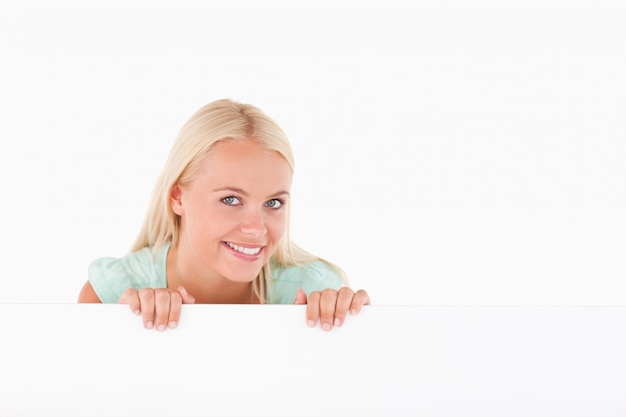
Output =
[{"x1": 78, "y1": 98, "x2": 370, "y2": 331}]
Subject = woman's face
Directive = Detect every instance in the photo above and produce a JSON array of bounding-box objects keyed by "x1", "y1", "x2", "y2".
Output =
[{"x1": 171, "y1": 139, "x2": 292, "y2": 283}]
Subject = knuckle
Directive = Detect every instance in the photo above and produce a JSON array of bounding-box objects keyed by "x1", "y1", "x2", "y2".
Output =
[
  {"x1": 356, "y1": 289, "x2": 370, "y2": 303},
  {"x1": 138, "y1": 288, "x2": 153, "y2": 298},
  {"x1": 307, "y1": 291, "x2": 321, "y2": 303},
  {"x1": 340, "y1": 286, "x2": 355, "y2": 296},
  {"x1": 154, "y1": 289, "x2": 170, "y2": 303},
  {"x1": 320, "y1": 288, "x2": 337, "y2": 301},
  {"x1": 121, "y1": 288, "x2": 135, "y2": 297},
  {"x1": 118, "y1": 288, "x2": 135, "y2": 303},
  {"x1": 170, "y1": 290, "x2": 182, "y2": 303}
]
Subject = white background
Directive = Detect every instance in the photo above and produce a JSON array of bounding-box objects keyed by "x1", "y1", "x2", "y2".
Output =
[{"x1": 0, "y1": 0, "x2": 624, "y2": 305}]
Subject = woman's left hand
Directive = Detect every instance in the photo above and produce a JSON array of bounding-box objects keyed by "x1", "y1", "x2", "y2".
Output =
[{"x1": 294, "y1": 287, "x2": 370, "y2": 331}]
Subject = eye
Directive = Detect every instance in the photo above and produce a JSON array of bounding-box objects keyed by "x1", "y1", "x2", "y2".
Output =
[
  {"x1": 266, "y1": 199, "x2": 283, "y2": 209},
  {"x1": 222, "y1": 196, "x2": 241, "y2": 206}
]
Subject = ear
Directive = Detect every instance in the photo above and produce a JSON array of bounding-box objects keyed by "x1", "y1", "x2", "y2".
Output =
[{"x1": 170, "y1": 183, "x2": 184, "y2": 216}]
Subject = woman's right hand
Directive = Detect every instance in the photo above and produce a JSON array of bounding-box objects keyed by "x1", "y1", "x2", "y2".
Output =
[{"x1": 118, "y1": 286, "x2": 195, "y2": 331}]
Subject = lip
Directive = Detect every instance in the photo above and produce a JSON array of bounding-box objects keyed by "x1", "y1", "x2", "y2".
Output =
[{"x1": 222, "y1": 241, "x2": 265, "y2": 262}]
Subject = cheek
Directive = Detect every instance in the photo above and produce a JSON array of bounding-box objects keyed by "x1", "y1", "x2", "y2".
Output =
[
  {"x1": 187, "y1": 201, "x2": 235, "y2": 229},
  {"x1": 267, "y1": 213, "x2": 287, "y2": 241},
  {"x1": 184, "y1": 208, "x2": 227, "y2": 243}
]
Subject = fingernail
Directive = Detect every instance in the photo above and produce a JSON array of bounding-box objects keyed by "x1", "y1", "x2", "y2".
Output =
[
  {"x1": 169, "y1": 321, "x2": 177, "y2": 329},
  {"x1": 322, "y1": 323, "x2": 331, "y2": 331},
  {"x1": 307, "y1": 320, "x2": 315, "y2": 327},
  {"x1": 133, "y1": 310, "x2": 141, "y2": 316},
  {"x1": 146, "y1": 321, "x2": 153, "y2": 329},
  {"x1": 157, "y1": 324, "x2": 166, "y2": 331},
  {"x1": 334, "y1": 318, "x2": 342, "y2": 327},
  {"x1": 350, "y1": 308, "x2": 358, "y2": 315}
]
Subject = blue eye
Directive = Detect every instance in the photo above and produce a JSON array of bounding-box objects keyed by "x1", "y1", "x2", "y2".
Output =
[
  {"x1": 222, "y1": 196, "x2": 241, "y2": 206},
  {"x1": 266, "y1": 199, "x2": 283, "y2": 209}
]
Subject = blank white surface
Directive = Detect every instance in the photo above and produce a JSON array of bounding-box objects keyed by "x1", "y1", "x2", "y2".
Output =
[{"x1": 1, "y1": 304, "x2": 624, "y2": 416}]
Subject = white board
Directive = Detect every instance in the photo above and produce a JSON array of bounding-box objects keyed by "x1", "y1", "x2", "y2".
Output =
[{"x1": 1, "y1": 304, "x2": 624, "y2": 416}]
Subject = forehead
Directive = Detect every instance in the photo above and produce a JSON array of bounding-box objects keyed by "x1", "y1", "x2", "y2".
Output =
[{"x1": 195, "y1": 139, "x2": 292, "y2": 188}]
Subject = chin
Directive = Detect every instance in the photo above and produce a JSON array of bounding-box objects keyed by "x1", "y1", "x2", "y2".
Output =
[{"x1": 222, "y1": 266, "x2": 264, "y2": 283}]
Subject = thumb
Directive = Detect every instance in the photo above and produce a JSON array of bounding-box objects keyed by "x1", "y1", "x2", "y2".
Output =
[
  {"x1": 177, "y1": 286, "x2": 196, "y2": 304},
  {"x1": 293, "y1": 288, "x2": 307, "y2": 305}
]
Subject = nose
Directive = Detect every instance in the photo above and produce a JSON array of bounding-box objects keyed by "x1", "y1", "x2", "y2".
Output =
[{"x1": 239, "y1": 207, "x2": 267, "y2": 237}]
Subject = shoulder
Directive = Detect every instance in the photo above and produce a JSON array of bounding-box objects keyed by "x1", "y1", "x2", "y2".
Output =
[
  {"x1": 88, "y1": 244, "x2": 169, "y2": 303},
  {"x1": 269, "y1": 261, "x2": 345, "y2": 304}
]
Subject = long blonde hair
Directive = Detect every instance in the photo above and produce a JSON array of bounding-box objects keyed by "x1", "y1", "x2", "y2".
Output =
[{"x1": 132, "y1": 99, "x2": 346, "y2": 302}]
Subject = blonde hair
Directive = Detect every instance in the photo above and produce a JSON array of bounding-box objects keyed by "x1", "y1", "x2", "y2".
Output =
[{"x1": 132, "y1": 98, "x2": 346, "y2": 302}]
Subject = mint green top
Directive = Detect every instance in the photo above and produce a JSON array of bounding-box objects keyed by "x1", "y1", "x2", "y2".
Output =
[{"x1": 88, "y1": 243, "x2": 344, "y2": 304}]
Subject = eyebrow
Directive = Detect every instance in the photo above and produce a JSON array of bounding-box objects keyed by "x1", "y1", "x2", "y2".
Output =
[{"x1": 212, "y1": 187, "x2": 290, "y2": 198}]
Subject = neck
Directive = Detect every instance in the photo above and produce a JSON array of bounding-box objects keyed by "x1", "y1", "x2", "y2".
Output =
[{"x1": 166, "y1": 242, "x2": 259, "y2": 304}]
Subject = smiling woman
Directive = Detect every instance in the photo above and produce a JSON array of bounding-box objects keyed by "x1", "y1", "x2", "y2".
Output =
[
  {"x1": 77, "y1": 99, "x2": 370, "y2": 331},
  {"x1": 168, "y1": 140, "x2": 293, "y2": 292}
]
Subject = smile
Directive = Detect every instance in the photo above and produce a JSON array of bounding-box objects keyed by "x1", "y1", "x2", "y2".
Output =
[{"x1": 225, "y1": 242, "x2": 262, "y2": 256}]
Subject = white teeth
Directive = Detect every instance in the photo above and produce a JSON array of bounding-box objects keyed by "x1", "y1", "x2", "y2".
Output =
[{"x1": 226, "y1": 242, "x2": 261, "y2": 256}]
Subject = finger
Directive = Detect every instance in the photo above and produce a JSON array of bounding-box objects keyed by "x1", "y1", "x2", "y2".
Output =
[
  {"x1": 153, "y1": 289, "x2": 171, "y2": 331},
  {"x1": 349, "y1": 289, "x2": 371, "y2": 315},
  {"x1": 293, "y1": 288, "x2": 307, "y2": 305},
  {"x1": 118, "y1": 288, "x2": 141, "y2": 316},
  {"x1": 138, "y1": 288, "x2": 156, "y2": 329},
  {"x1": 318, "y1": 289, "x2": 339, "y2": 331},
  {"x1": 167, "y1": 290, "x2": 183, "y2": 329},
  {"x1": 333, "y1": 287, "x2": 355, "y2": 327},
  {"x1": 177, "y1": 286, "x2": 195, "y2": 304},
  {"x1": 305, "y1": 291, "x2": 321, "y2": 327}
]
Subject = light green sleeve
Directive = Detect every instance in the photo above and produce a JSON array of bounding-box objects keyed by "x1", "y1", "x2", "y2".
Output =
[
  {"x1": 87, "y1": 246, "x2": 168, "y2": 303},
  {"x1": 269, "y1": 261, "x2": 345, "y2": 304}
]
